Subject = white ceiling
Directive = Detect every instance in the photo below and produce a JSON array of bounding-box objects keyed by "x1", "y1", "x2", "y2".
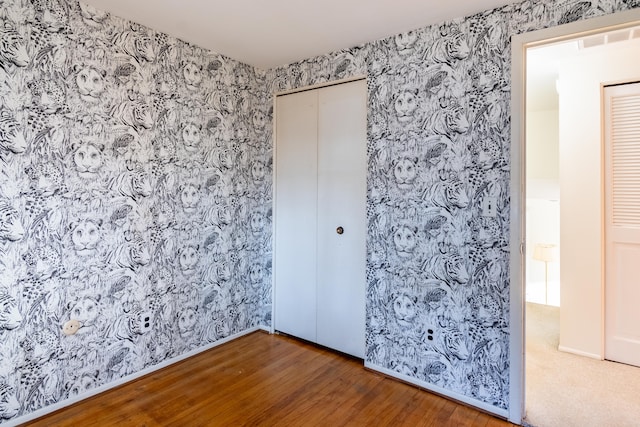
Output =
[
  {"x1": 81, "y1": 0, "x2": 519, "y2": 69},
  {"x1": 78, "y1": 1, "x2": 640, "y2": 113}
]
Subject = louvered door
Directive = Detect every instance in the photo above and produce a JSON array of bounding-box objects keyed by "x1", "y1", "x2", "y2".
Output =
[{"x1": 604, "y1": 82, "x2": 640, "y2": 367}]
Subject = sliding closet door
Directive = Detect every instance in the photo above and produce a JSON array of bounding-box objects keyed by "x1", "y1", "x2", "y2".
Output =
[
  {"x1": 316, "y1": 80, "x2": 367, "y2": 358},
  {"x1": 274, "y1": 90, "x2": 318, "y2": 342}
]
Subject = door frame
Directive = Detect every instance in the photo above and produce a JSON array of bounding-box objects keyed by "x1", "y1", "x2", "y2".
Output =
[
  {"x1": 270, "y1": 76, "x2": 367, "y2": 335},
  {"x1": 509, "y1": 8, "x2": 640, "y2": 424}
]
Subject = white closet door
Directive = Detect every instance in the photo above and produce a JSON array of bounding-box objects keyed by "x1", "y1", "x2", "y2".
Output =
[
  {"x1": 604, "y1": 82, "x2": 640, "y2": 367},
  {"x1": 274, "y1": 90, "x2": 318, "y2": 342},
  {"x1": 316, "y1": 80, "x2": 367, "y2": 358}
]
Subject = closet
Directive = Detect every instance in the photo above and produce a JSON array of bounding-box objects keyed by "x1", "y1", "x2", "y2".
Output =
[{"x1": 274, "y1": 79, "x2": 366, "y2": 358}]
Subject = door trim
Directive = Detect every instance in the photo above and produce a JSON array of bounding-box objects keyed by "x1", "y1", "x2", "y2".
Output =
[
  {"x1": 509, "y1": 8, "x2": 640, "y2": 425},
  {"x1": 273, "y1": 75, "x2": 367, "y2": 97}
]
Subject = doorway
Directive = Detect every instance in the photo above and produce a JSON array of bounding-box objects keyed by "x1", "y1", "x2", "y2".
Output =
[
  {"x1": 525, "y1": 27, "x2": 640, "y2": 427},
  {"x1": 509, "y1": 8, "x2": 640, "y2": 425}
]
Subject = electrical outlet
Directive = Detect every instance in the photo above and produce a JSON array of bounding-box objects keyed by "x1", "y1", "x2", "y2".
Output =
[
  {"x1": 426, "y1": 327, "x2": 435, "y2": 342},
  {"x1": 482, "y1": 196, "x2": 498, "y2": 217},
  {"x1": 139, "y1": 311, "x2": 153, "y2": 333}
]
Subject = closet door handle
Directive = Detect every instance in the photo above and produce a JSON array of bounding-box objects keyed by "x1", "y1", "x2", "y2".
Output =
[{"x1": 336, "y1": 226, "x2": 344, "y2": 235}]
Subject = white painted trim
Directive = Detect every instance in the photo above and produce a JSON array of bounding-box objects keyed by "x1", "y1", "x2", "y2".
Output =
[
  {"x1": 509, "y1": 8, "x2": 640, "y2": 426},
  {"x1": 365, "y1": 362, "x2": 509, "y2": 419},
  {"x1": 509, "y1": 24, "x2": 527, "y2": 425},
  {"x1": 532, "y1": 14, "x2": 640, "y2": 49},
  {"x1": 558, "y1": 346, "x2": 603, "y2": 360},
  {"x1": 273, "y1": 75, "x2": 367, "y2": 97},
  {"x1": 5, "y1": 327, "x2": 261, "y2": 427},
  {"x1": 270, "y1": 89, "x2": 278, "y2": 335}
]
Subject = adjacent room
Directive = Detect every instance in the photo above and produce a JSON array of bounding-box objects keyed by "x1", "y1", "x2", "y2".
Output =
[
  {"x1": 525, "y1": 28, "x2": 640, "y2": 427},
  {"x1": 0, "y1": 0, "x2": 639, "y2": 426}
]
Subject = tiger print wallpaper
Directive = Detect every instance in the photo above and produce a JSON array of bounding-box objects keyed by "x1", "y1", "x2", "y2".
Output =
[
  {"x1": 1, "y1": 0, "x2": 638, "y2": 423},
  {"x1": 267, "y1": 0, "x2": 638, "y2": 412},
  {"x1": 0, "y1": 0, "x2": 271, "y2": 422}
]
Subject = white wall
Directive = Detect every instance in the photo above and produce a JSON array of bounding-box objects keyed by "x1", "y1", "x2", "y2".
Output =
[
  {"x1": 558, "y1": 38, "x2": 640, "y2": 358},
  {"x1": 527, "y1": 109, "x2": 560, "y2": 181},
  {"x1": 526, "y1": 109, "x2": 560, "y2": 305}
]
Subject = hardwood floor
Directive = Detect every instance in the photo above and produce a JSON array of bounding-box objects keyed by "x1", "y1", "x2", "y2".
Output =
[{"x1": 24, "y1": 331, "x2": 515, "y2": 427}]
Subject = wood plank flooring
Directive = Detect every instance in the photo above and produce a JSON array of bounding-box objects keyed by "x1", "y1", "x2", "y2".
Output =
[{"x1": 23, "y1": 331, "x2": 515, "y2": 427}]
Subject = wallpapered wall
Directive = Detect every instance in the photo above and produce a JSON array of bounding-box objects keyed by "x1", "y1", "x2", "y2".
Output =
[
  {"x1": 0, "y1": 0, "x2": 638, "y2": 423},
  {"x1": 267, "y1": 0, "x2": 638, "y2": 411},
  {"x1": 0, "y1": 0, "x2": 271, "y2": 422}
]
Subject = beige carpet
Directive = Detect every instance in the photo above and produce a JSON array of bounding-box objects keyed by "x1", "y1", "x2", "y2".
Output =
[{"x1": 525, "y1": 302, "x2": 640, "y2": 427}]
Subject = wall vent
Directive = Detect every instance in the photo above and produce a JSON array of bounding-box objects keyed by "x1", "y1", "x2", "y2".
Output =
[{"x1": 578, "y1": 26, "x2": 640, "y2": 49}]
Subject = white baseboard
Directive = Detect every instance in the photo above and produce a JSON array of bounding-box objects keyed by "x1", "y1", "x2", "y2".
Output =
[
  {"x1": 259, "y1": 324, "x2": 272, "y2": 333},
  {"x1": 5, "y1": 327, "x2": 261, "y2": 427},
  {"x1": 557, "y1": 345, "x2": 602, "y2": 360},
  {"x1": 364, "y1": 362, "x2": 509, "y2": 419}
]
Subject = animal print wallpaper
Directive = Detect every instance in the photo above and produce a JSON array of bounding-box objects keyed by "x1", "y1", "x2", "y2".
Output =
[
  {"x1": 0, "y1": 0, "x2": 638, "y2": 423},
  {"x1": 0, "y1": 0, "x2": 271, "y2": 422},
  {"x1": 267, "y1": 0, "x2": 638, "y2": 411}
]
